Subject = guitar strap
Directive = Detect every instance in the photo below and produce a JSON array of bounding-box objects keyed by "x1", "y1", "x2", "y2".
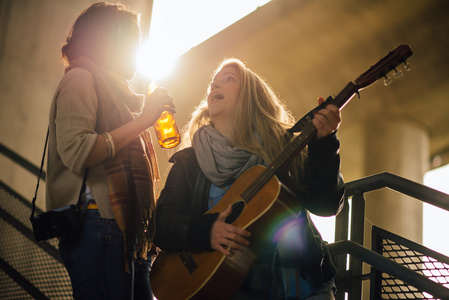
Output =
[{"x1": 31, "y1": 128, "x2": 89, "y2": 221}]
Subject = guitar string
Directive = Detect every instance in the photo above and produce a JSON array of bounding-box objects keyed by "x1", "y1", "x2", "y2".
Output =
[
  {"x1": 240, "y1": 122, "x2": 317, "y2": 203},
  {"x1": 239, "y1": 85, "x2": 358, "y2": 204}
]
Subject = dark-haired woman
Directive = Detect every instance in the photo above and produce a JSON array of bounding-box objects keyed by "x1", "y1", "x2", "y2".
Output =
[{"x1": 46, "y1": 2, "x2": 173, "y2": 299}]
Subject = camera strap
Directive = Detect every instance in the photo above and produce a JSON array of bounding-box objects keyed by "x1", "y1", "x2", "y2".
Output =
[{"x1": 30, "y1": 128, "x2": 89, "y2": 220}]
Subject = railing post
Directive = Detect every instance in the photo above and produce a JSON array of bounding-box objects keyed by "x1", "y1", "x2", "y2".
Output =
[
  {"x1": 348, "y1": 191, "x2": 365, "y2": 299},
  {"x1": 334, "y1": 196, "x2": 350, "y2": 299},
  {"x1": 370, "y1": 227, "x2": 383, "y2": 299}
]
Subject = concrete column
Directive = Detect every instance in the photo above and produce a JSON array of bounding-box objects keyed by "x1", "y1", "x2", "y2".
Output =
[
  {"x1": 359, "y1": 117, "x2": 429, "y2": 298},
  {"x1": 363, "y1": 118, "x2": 429, "y2": 245}
]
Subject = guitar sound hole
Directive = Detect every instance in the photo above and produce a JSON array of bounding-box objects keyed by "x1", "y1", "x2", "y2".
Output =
[{"x1": 225, "y1": 201, "x2": 245, "y2": 224}]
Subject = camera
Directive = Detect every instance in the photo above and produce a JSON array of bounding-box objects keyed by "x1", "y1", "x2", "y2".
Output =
[{"x1": 30, "y1": 204, "x2": 83, "y2": 242}]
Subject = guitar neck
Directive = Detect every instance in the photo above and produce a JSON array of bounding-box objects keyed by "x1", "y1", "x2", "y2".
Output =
[
  {"x1": 242, "y1": 81, "x2": 359, "y2": 203},
  {"x1": 241, "y1": 44, "x2": 413, "y2": 204},
  {"x1": 331, "y1": 81, "x2": 359, "y2": 109},
  {"x1": 241, "y1": 122, "x2": 315, "y2": 202}
]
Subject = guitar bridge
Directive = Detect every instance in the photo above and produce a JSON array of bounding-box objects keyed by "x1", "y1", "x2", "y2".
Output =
[{"x1": 178, "y1": 251, "x2": 198, "y2": 274}]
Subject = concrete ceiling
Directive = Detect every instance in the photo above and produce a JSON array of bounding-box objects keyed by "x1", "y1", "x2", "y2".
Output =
[{"x1": 153, "y1": 0, "x2": 449, "y2": 181}]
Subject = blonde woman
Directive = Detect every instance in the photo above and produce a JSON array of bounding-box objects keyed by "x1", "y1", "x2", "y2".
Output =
[{"x1": 154, "y1": 58, "x2": 344, "y2": 299}]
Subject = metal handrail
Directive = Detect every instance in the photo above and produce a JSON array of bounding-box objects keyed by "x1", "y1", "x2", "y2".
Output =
[
  {"x1": 0, "y1": 257, "x2": 49, "y2": 300},
  {"x1": 345, "y1": 172, "x2": 449, "y2": 211},
  {"x1": 333, "y1": 172, "x2": 449, "y2": 299},
  {"x1": 335, "y1": 171, "x2": 449, "y2": 247}
]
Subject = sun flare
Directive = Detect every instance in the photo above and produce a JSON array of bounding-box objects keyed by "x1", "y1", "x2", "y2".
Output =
[{"x1": 136, "y1": 0, "x2": 271, "y2": 80}]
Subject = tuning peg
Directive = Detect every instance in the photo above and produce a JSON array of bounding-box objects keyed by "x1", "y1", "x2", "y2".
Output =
[
  {"x1": 404, "y1": 62, "x2": 411, "y2": 71},
  {"x1": 383, "y1": 76, "x2": 393, "y2": 86},
  {"x1": 393, "y1": 68, "x2": 403, "y2": 78}
]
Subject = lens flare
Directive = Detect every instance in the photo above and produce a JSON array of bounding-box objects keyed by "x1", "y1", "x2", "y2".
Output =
[{"x1": 256, "y1": 206, "x2": 308, "y2": 253}]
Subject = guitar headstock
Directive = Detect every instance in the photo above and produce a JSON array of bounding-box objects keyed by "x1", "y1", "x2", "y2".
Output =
[
  {"x1": 289, "y1": 44, "x2": 414, "y2": 133},
  {"x1": 355, "y1": 44, "x2": 413, "y2": 89}
]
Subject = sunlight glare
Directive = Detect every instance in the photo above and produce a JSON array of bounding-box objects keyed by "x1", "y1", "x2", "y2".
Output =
[
  {"x1": 137, "y1": 0, "x2": 271, "y2": 79},
  {"x1": 137, "y1": 40, "x2": 180, "y2": 79},
  {"x1": 310, "y1": 214, "x2": 336, "y2": 243}
]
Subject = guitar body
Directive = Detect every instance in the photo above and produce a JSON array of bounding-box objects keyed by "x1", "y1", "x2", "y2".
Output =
[{"x1": 151, "y1": 166, "x2": 300, "y2": 300}]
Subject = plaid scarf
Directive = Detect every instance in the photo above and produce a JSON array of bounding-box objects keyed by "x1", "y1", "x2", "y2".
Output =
[{"x1": 65, "y1": 57, "x2": 159, "y2": 269}]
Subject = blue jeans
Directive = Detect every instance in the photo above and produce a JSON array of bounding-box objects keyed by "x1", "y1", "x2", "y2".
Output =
[{"x1": 58, "y1": 209, "x2": 153, "y2": 300}]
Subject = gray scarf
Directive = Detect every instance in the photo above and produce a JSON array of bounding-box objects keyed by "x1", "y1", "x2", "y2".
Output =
[{"x1": 192, "y1": 124, "x2": 262, "y2": 187}]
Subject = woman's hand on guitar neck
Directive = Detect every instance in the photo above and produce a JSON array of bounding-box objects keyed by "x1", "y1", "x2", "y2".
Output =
[
  {"x1": 313, "y1": 96, "x2": 341, "y2": 139},
  {"x1": 211, "y1": 205, "x2": 251, "y2": 256}
]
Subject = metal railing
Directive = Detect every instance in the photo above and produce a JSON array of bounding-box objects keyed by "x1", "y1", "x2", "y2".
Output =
[{"x1": 332, "y1": 172, "x2": 449, "y2": 300}]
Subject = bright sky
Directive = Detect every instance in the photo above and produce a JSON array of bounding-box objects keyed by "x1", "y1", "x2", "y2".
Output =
[
  {"x1": 423, "y1": 164, "x2": 449, "y2": 256},
  {"x1": 137, "y1": 0, "x2": 271, "y2": 79}
]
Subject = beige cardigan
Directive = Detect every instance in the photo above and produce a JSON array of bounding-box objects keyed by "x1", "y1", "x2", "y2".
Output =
[{"x1": 46, "y1": 67, "x2": 143, "y2": 219}]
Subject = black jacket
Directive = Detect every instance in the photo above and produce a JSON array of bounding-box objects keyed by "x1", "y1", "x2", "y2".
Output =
[{"x1": 154, "y1": 132, "x2": 345, "y2": 285}]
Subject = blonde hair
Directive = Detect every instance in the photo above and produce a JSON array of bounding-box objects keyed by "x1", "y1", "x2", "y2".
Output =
[{"x1": 183, "y1": 58, "x2": 307, "y2": 180}]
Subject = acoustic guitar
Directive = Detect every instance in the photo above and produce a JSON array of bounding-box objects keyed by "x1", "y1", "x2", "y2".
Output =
[{"x1": 150, "y1": 44, "x2": 413, "y2": 300}]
